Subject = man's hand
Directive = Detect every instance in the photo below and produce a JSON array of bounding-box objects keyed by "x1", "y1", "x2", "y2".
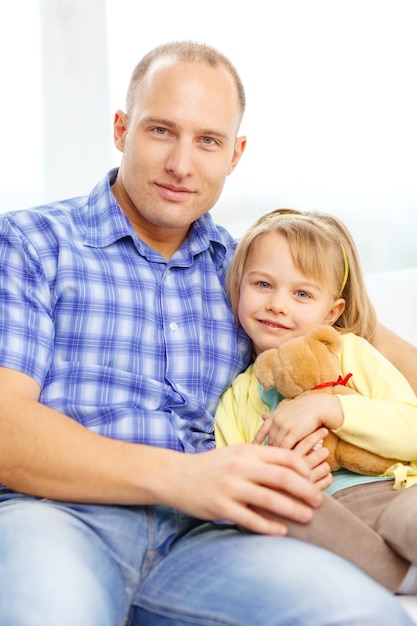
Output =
[{"x1": 165, "y1": 444, "x2": 324, "y2": 536}]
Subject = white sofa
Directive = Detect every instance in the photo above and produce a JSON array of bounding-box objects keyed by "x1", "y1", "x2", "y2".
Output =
[
  {"x1": 365, "y1": 268, "x2": 417, "y2": 621},
  {"x1": 366, "y1": 268, "x2": 417, "y2": 349}
]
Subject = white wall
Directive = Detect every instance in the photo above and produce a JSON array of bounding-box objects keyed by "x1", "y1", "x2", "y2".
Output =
[
  {"x1": 0, "y1": 0, "x2": 111, "y2": 207},
  {"x1": 40, "y1": 0, "x2": 112, "y2": 201},
  {"x1": 0, "y1": 0, "x2": 44, "y2": 210}
]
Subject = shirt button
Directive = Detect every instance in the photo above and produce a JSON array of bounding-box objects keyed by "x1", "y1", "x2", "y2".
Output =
[{"x1": 169, "y1": 322, "x2": 178, "y2": 331}]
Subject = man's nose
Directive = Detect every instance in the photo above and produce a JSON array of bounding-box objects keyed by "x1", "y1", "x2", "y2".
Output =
[{"x1": 165, "y1": 140, "x2": 194, "y2": 178}]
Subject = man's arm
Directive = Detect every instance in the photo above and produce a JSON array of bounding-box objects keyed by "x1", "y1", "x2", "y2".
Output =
[
  {"x1": 372, "y1": 323, "x2": 417, "y2": 394},
  {"x1": 0, "y1": 366, "x2": 323, "y2": 535}
]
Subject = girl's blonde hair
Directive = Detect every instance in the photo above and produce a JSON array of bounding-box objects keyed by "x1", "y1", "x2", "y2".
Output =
[{"x1": 227, "y1": 208, "x2": 377, "y2": 342}]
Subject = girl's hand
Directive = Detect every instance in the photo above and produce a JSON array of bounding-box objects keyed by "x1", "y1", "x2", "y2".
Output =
[
  {"x1": 293, "y1": 427, "x2": 333, "y2": 490},
  {"x1": 253, "y1": 394, "x2": 343, "y2": 449}
]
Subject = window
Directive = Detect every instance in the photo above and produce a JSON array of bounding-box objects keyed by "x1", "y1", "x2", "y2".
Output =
[{"x1": 0, "y1": 0, "x2": 43, "y2": 211}]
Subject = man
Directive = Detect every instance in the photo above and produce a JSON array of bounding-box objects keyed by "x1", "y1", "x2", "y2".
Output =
[{"x1": 0, "y1": 41, "x2": 414, "y2": 625}]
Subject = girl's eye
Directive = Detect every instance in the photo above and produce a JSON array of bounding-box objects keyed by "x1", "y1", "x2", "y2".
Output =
[
  {"x1": 296, "y1": 290, "x2": 310, "y2": 299},
  {"x1": 257, "y1": 281, "x2": 270, "y2": 289}
]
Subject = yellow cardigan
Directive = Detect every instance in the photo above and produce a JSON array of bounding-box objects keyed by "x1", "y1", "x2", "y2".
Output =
[{"x1": 214, "y1": 332, "x2": 417, "y2": 489}]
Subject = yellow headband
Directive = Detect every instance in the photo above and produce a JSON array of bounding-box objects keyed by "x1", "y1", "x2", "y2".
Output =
[
  {"x1": 339, "y1": 243, "x2": 349, "y2": 297},
  {"x1": 273, "y1": 212, "x2": 349, "y2": 298}
]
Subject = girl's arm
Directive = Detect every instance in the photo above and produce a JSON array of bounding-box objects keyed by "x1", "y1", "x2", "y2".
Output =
[
  {"x1": 335, "y1": 333, "x2": 417, "y2": 459},
  {"x1": 255, "y1": 332, "x2": 417, "y2": 461},
  {"x1": 215, "y1": 368, "x2": 332, "y2": 487},
  {"x1": 214, "y1": 368, "x2": 262, "y2": 447}
]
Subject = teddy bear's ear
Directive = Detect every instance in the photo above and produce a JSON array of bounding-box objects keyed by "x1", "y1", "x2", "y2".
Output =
[
  {"x1": 308, "y1": 325, "x2": 341, "y2": 355},
  {"x1": 253, "y1": 349, "x2": 279, "y2": 390}
]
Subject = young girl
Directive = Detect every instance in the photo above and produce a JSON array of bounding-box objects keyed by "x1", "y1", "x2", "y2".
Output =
[{"x1": 215, "y1": 208, "x2": 417, "y2": 594}]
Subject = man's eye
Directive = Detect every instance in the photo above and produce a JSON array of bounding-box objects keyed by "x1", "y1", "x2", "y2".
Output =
[
  {"x1": 155, "y1": 127, "x2": 167, "y2": 135},
  {"x1": 202, "y1": 137, "x2": 216, "y2": 145}
]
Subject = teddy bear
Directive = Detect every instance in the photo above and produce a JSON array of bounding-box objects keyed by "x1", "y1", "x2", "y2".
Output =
[{"x1": 253, "y1": 325, "x2": 400, "y2": 476}]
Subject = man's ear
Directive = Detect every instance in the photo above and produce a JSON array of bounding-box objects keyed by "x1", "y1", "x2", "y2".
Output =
[
  {"x1": 228, "y1": 135, "x2": 247, "y2": 175},
  {"x1": 325, "y1": 298, "x2": 346, "y2": 325},
  {"x1": 113, "y1": 110, "x2": 128, "y2": 152}
]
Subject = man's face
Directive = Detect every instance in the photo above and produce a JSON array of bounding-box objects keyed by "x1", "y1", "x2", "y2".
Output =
[{"x1": 112, "y1": 57, "x2": 246, "y2": 249}]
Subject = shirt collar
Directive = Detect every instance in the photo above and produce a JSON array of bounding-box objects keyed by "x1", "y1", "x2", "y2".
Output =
[
  {"x1": 83, "y1": 168, "x2": 230, "y2": 267},
  {"x1": 83, "y1": 168, "x2": 135, "y2": 248}
]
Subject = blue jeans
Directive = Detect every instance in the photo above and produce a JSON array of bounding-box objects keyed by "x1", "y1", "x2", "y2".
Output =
[{"x1": 0, "y1": 493, "x2": 413, "y2": 626}]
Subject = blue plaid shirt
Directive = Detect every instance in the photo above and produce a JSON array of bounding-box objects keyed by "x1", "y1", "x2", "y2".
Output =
[{"x1": 0, "y1": 169, "x2": 251, "y2": 453}]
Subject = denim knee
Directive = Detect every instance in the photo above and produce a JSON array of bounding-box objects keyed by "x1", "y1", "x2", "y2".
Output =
[
  {"x1": 133, "y1": 524, "x2": 415, "y2": 626},
  {"x1": 0, "y1": 495, "x2": 129, "y2": 626}
]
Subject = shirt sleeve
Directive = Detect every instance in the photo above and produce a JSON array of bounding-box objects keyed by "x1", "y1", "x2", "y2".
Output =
[
  {"x1": 0, "y1": 216, "x2": 54, "y2": 384},
  {"x1": 335, "y1": 333, "x2": 417, "y2": 460}
]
